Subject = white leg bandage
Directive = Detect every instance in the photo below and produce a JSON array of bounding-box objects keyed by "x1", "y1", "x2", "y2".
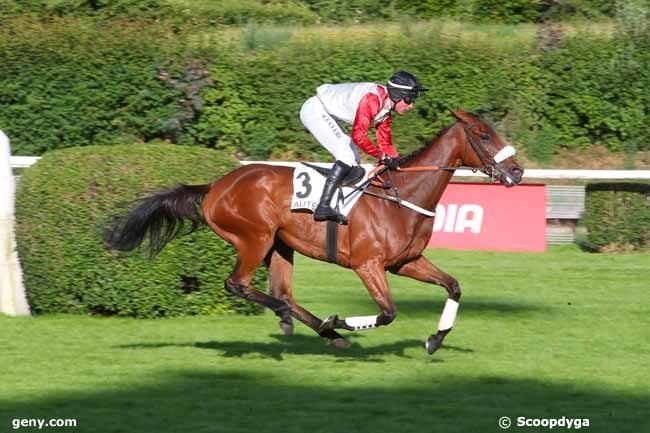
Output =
[
  {"x1": 344, "y1": 315, "x2": 379, "y2": 330},
  {"x1": 437, "y1": 299, "x2": 459, "y2": 331}
]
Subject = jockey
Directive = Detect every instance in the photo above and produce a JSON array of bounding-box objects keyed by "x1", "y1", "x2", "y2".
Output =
[{"x1": 300, "y1": 71, "x2": 425, "y2": 224}]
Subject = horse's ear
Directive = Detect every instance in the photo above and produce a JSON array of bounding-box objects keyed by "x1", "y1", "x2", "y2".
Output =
[{"x1": 450, "y1": 110, "x2": 472, "y2": 124}]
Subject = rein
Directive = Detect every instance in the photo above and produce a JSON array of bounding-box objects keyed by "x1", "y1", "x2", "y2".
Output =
[
  {"x1": 395, "y1": 124, "x2": 507, "y2": 179},
  {"x1": 396, "y1": 165, "x2": 476, "y2": 172},
  {"x1": 342, "y1": 165, "x2": 436, "y2": 217},
  {"x1": 342, "y1": 120, "x2": 513, "y2": 217},
  {"x1": 397, "y1": 165, "x2": 444, "y2": 172}
]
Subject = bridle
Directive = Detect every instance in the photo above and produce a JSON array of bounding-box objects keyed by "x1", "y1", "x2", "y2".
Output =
[
  {"x1": 461, "y1": 124, "x2": 516, "y2": 184},
  {"x1": 395, "y1": 121, "x2": 516, "y2": 184},
  {"x1": 349, "y1": 120, "x2": 518, "y2": 217}
]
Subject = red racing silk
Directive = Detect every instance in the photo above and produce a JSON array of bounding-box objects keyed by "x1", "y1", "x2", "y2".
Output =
[{"x1": 351, "y1": 86, "x2": 398, "y2": 159}]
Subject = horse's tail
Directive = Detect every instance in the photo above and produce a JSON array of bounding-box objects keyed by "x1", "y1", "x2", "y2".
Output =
[{"x1": 104, "y1": 183, "x2": 212, "y2": 258}]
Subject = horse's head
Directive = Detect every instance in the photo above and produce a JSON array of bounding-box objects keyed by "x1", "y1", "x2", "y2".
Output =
[{"x1": 451, "y1": 110, "x2": 524, "y2": 187}]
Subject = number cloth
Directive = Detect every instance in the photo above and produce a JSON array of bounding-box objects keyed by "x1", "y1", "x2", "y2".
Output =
[{"x1": 291, "y1": 164, "x2": 369, "y2": 216}]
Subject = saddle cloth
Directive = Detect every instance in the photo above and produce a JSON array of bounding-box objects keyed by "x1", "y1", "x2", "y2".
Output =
[{"x1": 291, "y1": 164, "x2": 370, "y2": 217}]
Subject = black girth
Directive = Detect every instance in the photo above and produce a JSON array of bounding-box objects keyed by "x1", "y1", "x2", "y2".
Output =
[{"x1": 326, "y1": 220, "x2": 338, "y2": 264}]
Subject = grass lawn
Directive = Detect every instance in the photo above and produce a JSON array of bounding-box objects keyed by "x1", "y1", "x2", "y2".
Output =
[{"x1": 1, "y1": 246, "x2": 648, "y2": 433}]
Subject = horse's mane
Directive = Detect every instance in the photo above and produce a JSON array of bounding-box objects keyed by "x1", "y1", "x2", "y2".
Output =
[
  {"x1": 397, "y1": 111, "x2": 491, "y2": 166},
  {"x1": 397, "y1": 124, "x2": 454, "y2": 166}
]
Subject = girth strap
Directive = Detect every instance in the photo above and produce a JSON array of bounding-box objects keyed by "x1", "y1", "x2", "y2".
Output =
[{"x1": 326, "y1": 220, "x2": 338, "y2": 264}]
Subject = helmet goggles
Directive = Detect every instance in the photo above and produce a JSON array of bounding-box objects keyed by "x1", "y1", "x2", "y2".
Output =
[{"x1": 387, "y1": 78, "x2": 426, "y2": 105}]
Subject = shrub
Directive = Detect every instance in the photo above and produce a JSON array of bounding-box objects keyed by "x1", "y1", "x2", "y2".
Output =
[
  {"x1": 199, "y1": 28, "x2": 537, "y2": 161},
  {"x1": 583, "y1": 183, "x2": 650, "y2": 252},
  {"x1": 473, "y1": 0, "x2": 543, "y2": 23},
  {"x1": 536, "y1": 34, "x2": 649, "y2": 152},
  {"x1": 543, "y1": 0, "x2": 616, "y2": 20},
  {"x1": 1, "y1": 0, "x2": 317, "y2": 25},
  {"x1": 0, "y1": 17, "x2": 197, "y2": 155},
  {"x1": 2, "y1": 14, "x2": 648, "y2": 162},
  {"x1": 48, "y1": 0, "x2": 175, "y2": 20},
  {"x1": 391, "y1": 0, "x2": 467, "y2": 20},
  {"x1": 2, "y1": 0, "x2": 619, "y2": 23},
  {"x1": 194, "y1": 25, "x2": 649, "y2": 161},
  {"x1": 14, "y1": 144, "x2": 265, "y2": 317}
]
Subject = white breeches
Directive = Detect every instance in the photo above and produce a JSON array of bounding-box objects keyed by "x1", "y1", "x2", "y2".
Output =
[{"x1": 300, "y1": 96, "x2": 360, "y2": 166}]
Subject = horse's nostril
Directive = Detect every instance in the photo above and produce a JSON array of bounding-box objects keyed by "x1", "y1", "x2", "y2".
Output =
[{"x1": 512, "y1": 167, "x2": 523, "y2": 178}]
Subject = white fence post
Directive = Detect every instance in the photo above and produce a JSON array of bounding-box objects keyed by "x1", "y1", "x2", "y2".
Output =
[{"x1": 0, "y1": 130, "x2": 30, "y2": 316}]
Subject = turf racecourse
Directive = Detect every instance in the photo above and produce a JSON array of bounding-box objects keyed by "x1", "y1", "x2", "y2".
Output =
[{"x1": 1, "y1": 246, "x2": 648, "y2": 433}]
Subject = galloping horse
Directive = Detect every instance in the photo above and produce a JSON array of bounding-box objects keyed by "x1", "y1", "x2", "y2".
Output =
[{"x1": 105, "y1": 110, "x2": 523, "y2": 354}]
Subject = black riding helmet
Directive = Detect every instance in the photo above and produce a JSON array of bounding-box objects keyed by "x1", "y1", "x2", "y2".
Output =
[{"x1": 386, "y1": 71, "x2": 426, "y2": 104}]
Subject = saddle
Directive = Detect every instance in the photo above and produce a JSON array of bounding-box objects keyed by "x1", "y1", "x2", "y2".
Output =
[{"x1": 301, "y1": 162, "x2": 366, "y2": 187}]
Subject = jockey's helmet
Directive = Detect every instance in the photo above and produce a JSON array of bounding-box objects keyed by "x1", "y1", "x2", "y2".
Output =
[{"x1": 386, "y1": 71, "x2": 426, "y2": 104}]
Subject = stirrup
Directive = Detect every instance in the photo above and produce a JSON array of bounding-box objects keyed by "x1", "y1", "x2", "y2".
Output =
[
  {"x1": 330, "y1": 212, "x2": 348, "y2": 225},
  {"x1": 314, "y1": 205, "x2": 348, "y2": 225}
]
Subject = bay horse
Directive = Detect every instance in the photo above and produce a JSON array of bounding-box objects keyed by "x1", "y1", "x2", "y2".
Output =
[{"x1": 104, "y1": 110, "x2": 523, "y2": 354}]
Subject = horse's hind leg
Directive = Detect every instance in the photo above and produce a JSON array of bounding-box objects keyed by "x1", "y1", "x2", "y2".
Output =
[
  {"x1": 264, "y1": 240, "x2": 295, "y2": 336},
  {"x1": 216, "y1": 231, "x2": 292, "y2": 318},
  {"x1": 391, "y1": 255, "x2": 461, "y2": 354},
  {"x1": 264, "y1": 238, "x2": 350, "y2": 348}
]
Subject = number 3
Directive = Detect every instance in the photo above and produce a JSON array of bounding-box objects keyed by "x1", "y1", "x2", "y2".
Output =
[{"x1": 296, "y1": 172, "x2": 312, "y2": 198}]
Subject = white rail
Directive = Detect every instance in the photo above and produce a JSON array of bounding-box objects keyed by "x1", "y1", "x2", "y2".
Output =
[
  {"x1": 11, "y1": 157, "x2": 650, "y2": 179},
  {"x1": 515, "y1": 169, "x2": 650, "y2": 179},
  {"x1": 9, "y1": 156, "x2": 41, "y2": 169}
]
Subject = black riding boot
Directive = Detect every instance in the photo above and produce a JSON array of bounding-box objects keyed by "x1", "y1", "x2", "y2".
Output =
[{"x1": 314, "y1": 160, "x2": 350, "y2": 224}]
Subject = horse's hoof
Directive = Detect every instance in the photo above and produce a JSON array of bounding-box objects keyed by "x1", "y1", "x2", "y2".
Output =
[
  {"x1": 329, "y1": 337, "x2": 350, "y2": 349},
  {"x1": 426, "y1": 335, "x2": 441, "y2": 355},
  {"x1": 279, "y1": 320, "x2": 294, "y2": 336}
]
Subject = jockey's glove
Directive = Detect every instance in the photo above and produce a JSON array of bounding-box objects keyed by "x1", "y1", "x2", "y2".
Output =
[{"x1": 381, "y1": 155, "x2": 400, "y2": 170}]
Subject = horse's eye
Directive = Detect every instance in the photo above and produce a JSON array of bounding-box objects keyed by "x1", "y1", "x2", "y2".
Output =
[{"x1": 479, "y1": 133, "x2": 490, "y2": 141}]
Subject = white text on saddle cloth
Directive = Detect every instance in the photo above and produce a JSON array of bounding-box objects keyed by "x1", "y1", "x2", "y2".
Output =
[{"x1": 291, "y1": 165, "x2": 370, "y2": 217}]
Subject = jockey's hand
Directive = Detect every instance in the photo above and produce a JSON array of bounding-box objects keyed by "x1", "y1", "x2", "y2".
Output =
[{"x1": 381, "y1": 154, "x2": 400, "y2": 170}]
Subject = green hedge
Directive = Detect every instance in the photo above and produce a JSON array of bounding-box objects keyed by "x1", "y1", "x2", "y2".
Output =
[
  {"x1": 1, "y1": 0, "x2": 317, "y2": 25},
  {"x1": 199, "y1": 26, "x2": 650, "y2": 162},
  {"x1": 0, "y1": 17, "x2": 198, "y2": 155},
  {"x1": 1, "y1": 14, "x2": 649, "y2": 162},
  {"x1": 200, "y1": 29, "x2": 533, "y2": 160},
  {"x1": 583, "y1": 183, "x2": 650, "y2": 252},
  {"x1": 14, "y1": 144, "x2": 265, "y2": 317},
  {"x1": 536, "y1": 34, "x2": 650, "y2": 154},
  {"x1": 2, "y1": 0, "x2": 618, "y2": 24}
]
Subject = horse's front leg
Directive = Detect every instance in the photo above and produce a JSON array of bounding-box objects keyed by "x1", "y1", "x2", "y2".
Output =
[
  {"x1": 391, "y1": 255, "x2": 461, "y2": 354},
  {"x1": 319, "y1": 259, "x2": 397, "y2": 333}
]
